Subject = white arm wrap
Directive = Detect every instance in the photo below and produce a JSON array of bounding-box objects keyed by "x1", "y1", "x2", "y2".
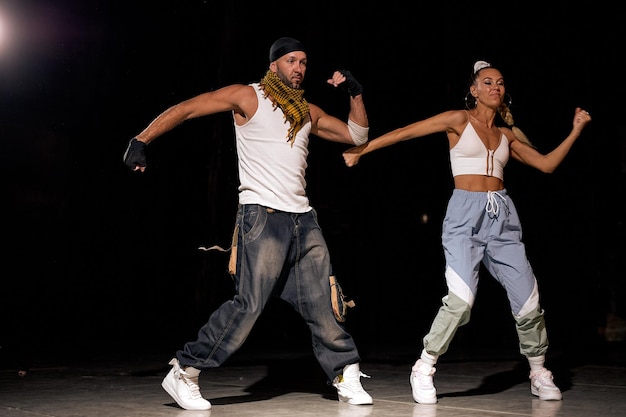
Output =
[{"x1": 348, "y1": 119, "x2": 368, "y2": 145}]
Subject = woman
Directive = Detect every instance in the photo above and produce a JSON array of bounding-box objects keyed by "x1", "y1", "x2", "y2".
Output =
[{"x1": 343, "y1": 60, "x2": 591, "y2": 403}]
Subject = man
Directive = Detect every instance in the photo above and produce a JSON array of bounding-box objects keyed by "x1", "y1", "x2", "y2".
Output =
[{"x1": 123, "y1": 37, "x2": 372, "y2": 410}]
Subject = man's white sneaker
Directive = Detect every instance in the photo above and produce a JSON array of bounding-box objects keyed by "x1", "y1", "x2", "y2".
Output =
[
  {"x1": 530, "y1": 368, "x2": 562, "y2": 401},
  {"x1": 332, "y1": 363, "x2": 373, "y2": 405},
  {"x1": 410, "y1": 359, "x2": 437, "y2": 404},
  {"x1": 161, "y1": 358, "x2": 211, "y2": 410}
]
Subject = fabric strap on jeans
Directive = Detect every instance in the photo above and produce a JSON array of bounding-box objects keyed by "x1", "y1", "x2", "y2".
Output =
[
  {"x1": 330, "y1": 275, "x2": 356, "y2": 322},
  {"x1": 197, "y1": 224, "x2": 239, "y2": 275}
]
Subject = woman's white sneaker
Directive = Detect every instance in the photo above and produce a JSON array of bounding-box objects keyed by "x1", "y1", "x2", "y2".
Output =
[
  {"x1": 410, "y1": 360, "x2": 437, "y2": 404},
  {"x1": 530, "y1": 368, "x2": 562, "y2": 401}
]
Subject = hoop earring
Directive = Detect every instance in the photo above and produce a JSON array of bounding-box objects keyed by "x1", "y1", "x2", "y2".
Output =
[{"x1": 464, "y1": 92, "x2": 477, "y2": 110}]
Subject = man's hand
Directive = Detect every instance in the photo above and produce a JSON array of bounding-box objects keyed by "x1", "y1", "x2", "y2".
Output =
[
  {"x1": 123, "y1": 138, "x2": 147, "y2": 172},
  {"x1": 327, "y1": 70, "x2": 363, "y2": 97}
]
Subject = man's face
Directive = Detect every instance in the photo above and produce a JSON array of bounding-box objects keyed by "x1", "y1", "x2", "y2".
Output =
[{"x1": 271, "y1": 51, "x2": 307, "y2": 89}]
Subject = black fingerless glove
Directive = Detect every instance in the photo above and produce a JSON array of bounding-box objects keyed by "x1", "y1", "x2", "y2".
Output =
[
  {"x1": 123, "y1": 138, "x2": 147, "y2": 170},
  {"x1": 338, "y1": 70, "x2": 363, "y2": 98}
]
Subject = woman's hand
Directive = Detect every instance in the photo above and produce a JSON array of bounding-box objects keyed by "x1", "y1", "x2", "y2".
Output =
[
  {"x1": 573, "y1": 107, "x2": 592, "y2": 132},
  {"x1": 343, "y1": 145, "x2": 365, "y2": 167}
]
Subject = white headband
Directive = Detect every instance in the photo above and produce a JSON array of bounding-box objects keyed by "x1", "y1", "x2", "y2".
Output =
[{"x1": 473, "y1": 60, "x2": 491, "y2": 74}]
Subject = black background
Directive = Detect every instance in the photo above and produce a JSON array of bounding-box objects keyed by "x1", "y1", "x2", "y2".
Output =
[{"x1": 2, "y1": 0, "x2": 624, "y2": 364}]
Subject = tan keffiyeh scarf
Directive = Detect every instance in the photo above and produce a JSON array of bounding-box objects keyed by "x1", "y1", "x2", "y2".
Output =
[{"x1": 259, "y1": 70, "x2": 310, "y2": 146}]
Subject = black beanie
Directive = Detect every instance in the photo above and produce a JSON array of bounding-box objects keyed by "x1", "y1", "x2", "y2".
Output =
[{"x1": 269, "y1": 37, "x2": 306, "y2": 62}]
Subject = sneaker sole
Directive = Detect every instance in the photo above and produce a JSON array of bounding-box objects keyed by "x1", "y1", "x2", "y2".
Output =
[
  {"x1": 412, "y1": 393, "x2": 437, "y2": 404},
  {"x1": 531, "y1": 388, "x2": 562, "y2": 401},
  {"x1": 531, "y1": 385, "x2": 562, "y2": 401},
  {"x1": 337, "y1": 393, "x2": 373, "y2": 405}
]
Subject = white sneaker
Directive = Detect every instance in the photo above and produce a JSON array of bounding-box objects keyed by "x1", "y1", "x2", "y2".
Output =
[
  {"x1": 410, "y1": 360, "x2": 437, "y2": 404},
  {"x1": 332, "y1": 363, "x2": 373, "y2": 405},
  {"x1": 162, "y1": 358, "x2": 211, "y2": 410},
  {"x1": 530, "y1": 368, "x2": 562, "y2": 401}
]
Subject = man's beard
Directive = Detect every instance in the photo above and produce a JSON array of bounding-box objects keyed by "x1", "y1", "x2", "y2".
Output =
[{"x1": 277, "y1": 69, "x2": 301, "y2": 89}]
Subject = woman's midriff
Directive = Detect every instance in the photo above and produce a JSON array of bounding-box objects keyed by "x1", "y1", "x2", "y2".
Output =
[{"x1": 453, "y1": 174, "x2": 505, "y2": 192}]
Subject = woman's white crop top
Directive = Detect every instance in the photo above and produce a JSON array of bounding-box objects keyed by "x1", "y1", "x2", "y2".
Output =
[{"x1": 449, "y1": 122, "x2": 509, "y2": 180}]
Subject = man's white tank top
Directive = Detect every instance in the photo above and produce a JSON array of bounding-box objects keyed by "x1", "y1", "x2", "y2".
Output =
[{"x1": 233, "y1": 83, "x2": 313, "y2": 213}]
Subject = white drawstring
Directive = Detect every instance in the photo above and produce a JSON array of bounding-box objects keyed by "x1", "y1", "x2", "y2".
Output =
[{"x1": 485, "y1": 191, "x2": 507, "y2": 216}]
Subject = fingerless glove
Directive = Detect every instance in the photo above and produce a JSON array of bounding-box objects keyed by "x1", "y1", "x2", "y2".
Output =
[
  {"x1": 338, "y1": 70, "x2": 363, "y2": 97},
  {"x1": 123, "y1": 138, "x2": 147, "y2": 170}
]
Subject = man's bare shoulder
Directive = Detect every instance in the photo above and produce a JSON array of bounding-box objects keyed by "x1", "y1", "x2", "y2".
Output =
[
  {"x1": 307, "y1": 102, "x2": 326, "y2": 122},
  {"x1": 216, "y1": 83, "x2": 258, "y2": 119}
]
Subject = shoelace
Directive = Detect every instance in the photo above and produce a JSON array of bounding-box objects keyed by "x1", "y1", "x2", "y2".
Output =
[
  {"x1": 339, "y1": 371, "x2": 371, "y2": 391},
  {"x1": 414, "y1": 368, "x2": 435, "y2": 388},
  {"x1": 180, "y1": 371, "x2": 203, "y2": 399},
  {"x1": 531, "y1": 368, "x2": 554, "y2": 382},
  {"x1": 485, "y1": 191, "x2": 507, "y2": 216},
  {"x1": 412, "y1": 363, "x2": 436, "y2": 389}
]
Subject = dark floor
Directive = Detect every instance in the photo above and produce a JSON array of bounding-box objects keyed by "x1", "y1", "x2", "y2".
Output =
[{"x1": 1, "y1": 340, "x2": 624, "y2": 417}]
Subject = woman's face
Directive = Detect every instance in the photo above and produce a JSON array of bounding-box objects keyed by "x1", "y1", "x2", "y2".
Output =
[{"x1": 472, "y1": 68, "x2": 505, "y2": 107}]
